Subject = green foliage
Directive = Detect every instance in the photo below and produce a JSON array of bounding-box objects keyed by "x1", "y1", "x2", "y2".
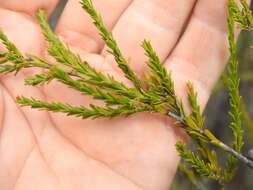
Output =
[
  {"x1": 227, "y1": 0, "x2": 244, "y2": 153},
  {"x1": 223, "y1": 0, "x2": 248, "y2": 182},
  {"x1": 81, "y1": 0, "x2": 143, "y2": 91},
  {"x1": 142, "y1": 40, "x2": 175, "y2": 96},
  {"x1": 176, "y1": 142, "x2": 224, "y2": 182},
  {"x1": 228, "y1": 0, "x2": 253, "y2": 30},
  {"x1": 17, "y1": 96, "x2": 141, "y2": 119},
  {"x1": 37, "y1": 10, "x2": 142, "y2": 101},
  {"x1": 184, "y1": 84, "x2": 205, "y2": 131},
  {"x1": 0, "y1": 0, "x2": 253, "y2": 189}
]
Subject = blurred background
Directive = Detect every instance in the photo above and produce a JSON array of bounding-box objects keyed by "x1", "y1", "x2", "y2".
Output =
[{"x1": 51, "y1": 1, "x2": 253, "y2": 189}]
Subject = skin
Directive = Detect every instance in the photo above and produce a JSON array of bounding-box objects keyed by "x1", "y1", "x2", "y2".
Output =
[{"x1": 0, "y1": 0, "x2": 240, "y2": 189}]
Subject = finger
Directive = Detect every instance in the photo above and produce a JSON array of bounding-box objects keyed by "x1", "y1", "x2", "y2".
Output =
[
  {"x1": 56, "y1": 0, "x2": 133, "y2": 53},
  {"x1": 164, "y1": 0, "x2": 229, "y2": 110},
  {"x1": 0, "y1": 0, "x2": 59, "y2": 54},
  {"x1": 0, "y1": 0, "x2": 59, "y2": 76},
  {"x1": 102, "y1": 0, "x2": 197, "y2": 74}
]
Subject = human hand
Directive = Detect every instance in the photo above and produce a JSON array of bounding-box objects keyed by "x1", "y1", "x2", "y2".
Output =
[{"x1": 0, "y1": 0, "x2": 230, "y2": 189}]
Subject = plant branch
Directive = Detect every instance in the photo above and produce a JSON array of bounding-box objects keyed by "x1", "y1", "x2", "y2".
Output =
[{"x1": 168, "y1": 111, "x2": 253, "y2": 169}]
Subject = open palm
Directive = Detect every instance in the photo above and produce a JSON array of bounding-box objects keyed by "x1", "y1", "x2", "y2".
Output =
[{"x1": 0, "y1": 0, "x2": 230, "y2": 190}]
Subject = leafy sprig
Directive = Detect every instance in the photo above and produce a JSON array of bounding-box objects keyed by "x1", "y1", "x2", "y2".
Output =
[
  {"x1": 222, "y1": 0, "x2": 249, "y2": 182},
  {"x1": 17, "y1": 96, "x2": 142, "y2": 119},
  {"x1": 81, "y1": 0, "x2": 143, "y2": 91},
  {"x1": 176, "y1": 142, "x2": 224, "y2": 183},
  {"x1": 228, "y1": 0, "x2": 253, "y2": 30}
]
